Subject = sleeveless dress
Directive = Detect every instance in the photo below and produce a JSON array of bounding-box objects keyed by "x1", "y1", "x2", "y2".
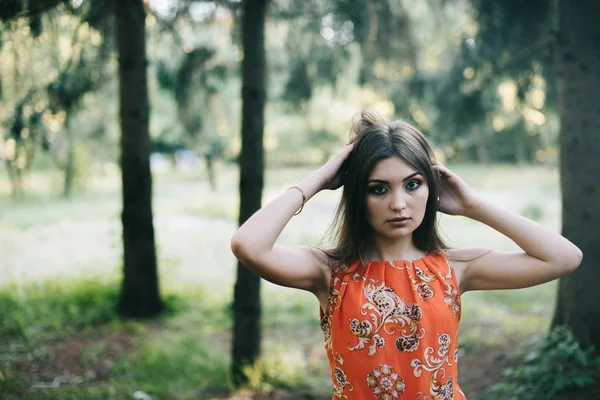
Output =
[{"x1": 320, "y1": 252, "x2": 466, "y2": 399}]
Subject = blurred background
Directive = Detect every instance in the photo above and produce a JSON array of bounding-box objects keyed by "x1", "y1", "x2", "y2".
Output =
[{"x1": 1, "y1": 0, "x2": 599, "y2": 399}]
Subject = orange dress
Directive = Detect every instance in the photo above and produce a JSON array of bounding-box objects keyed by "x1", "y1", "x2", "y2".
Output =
[{"x1": 320, "y1": 252, "x2": 466, "y2": 399}]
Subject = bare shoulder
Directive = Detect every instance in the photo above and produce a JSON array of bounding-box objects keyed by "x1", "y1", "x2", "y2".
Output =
[
  {"x1": 446, "y1": 248, "x2": 492, "y2": 263},
  {"x1": 306, "y1": 246, "x2": 336, "y2": 310},
  {"x1": 307, "y1": 246, "x2": 334, "y2": 284},
  {"x1": 445, "y1": 248, "x2": 492, "y2": 292}
]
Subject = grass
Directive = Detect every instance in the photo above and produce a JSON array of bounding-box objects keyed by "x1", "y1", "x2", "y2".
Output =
[
  {"x1": 0, "y1": 162, "x2": 567, "y2": 399},
  {"x1": 0, "y1": 279, "x2": 120, "y2": 340},
  {"x1": 0, "y1": 281, "x2": 326, "y2": 399}
]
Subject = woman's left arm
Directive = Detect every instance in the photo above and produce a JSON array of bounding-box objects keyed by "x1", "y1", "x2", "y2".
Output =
[{"x1": 434, "y1": 163, "x2": 583, "y2": 292}]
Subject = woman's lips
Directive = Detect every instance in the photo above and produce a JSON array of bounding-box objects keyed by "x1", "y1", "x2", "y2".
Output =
[{"x1": 388, "y1": 217, "x2": 410, "y2": 227}]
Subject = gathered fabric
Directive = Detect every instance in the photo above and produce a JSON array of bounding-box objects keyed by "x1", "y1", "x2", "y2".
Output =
[{"x1": 320, "y1": 252, "x2": 466, "y2": 399}]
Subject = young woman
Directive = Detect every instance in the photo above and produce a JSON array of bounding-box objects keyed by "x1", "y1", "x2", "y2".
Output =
[{"x1": 230, "y1": 111, "x2": 582, "y2": 399}]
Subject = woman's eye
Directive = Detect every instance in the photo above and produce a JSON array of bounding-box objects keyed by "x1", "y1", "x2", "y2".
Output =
[
  {"x1": 405, "y1": 180, "x2": 421, "y2": 190},
  {"x1": 370, "y1": 186, "x2": 388, "y2": 195}
]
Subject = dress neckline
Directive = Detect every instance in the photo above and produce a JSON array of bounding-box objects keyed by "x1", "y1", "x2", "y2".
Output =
[{"x1": 367, "y1": 251, "x2": 433, "y2": 264}]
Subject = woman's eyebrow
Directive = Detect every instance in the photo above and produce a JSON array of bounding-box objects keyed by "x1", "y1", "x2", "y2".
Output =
[
  {"x1": 402, "y1": 172, "x2": 421, "y2": 181},
  {"x1": 367, "y1": 172, "x2": 421, "y2": 184}
]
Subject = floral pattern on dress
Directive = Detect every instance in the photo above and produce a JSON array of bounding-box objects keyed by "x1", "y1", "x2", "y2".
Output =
[
  {"x1": 321, "y1": 313, "x2": 332, "y2": 351},
  {"x1": 367, "y1": 364, "x2": 406, "y2": 399},
  {"x1": 388, "y1": 260, "x2": 415, "y2": 270},
  {"x1": 323, "y1": 254, "x2": 466, "y2": 399},
  {"x1": 322, "y1": 275, "x2": 347, "y2": 351},
  {"x1": 332, "y1": 353, "x2": 353, "y2": 399},
  {"x1": 413, "y1": 266, "x2": 438, "y2": 299},
  {"x1": 348, "y1": 279, "x2": 424, "y2": 356},
  {"x1": 453, "y1": 347, "x2": 459, "y2": 364},
  {"x1": 443, "y1": 283, "x2": 461, "y2": 319},
  {"x1": 411, "y1": 333, "x2": 455, "y2": 400}
]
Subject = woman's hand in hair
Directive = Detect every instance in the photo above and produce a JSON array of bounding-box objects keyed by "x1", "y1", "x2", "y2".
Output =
[
  {"x1": 433, "y1": 162, "x2": 481, "y2": 216},
  {"x1": 317, "y1": 143, "x2": 354, "y2": 191}
]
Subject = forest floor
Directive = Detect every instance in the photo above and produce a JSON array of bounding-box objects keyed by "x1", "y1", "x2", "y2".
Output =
[
  {"x1": 1, "y1": 164, "x2": 596, "y2": 399},
  {"x1": 5, "y1": 315, "x2": 597, "y2": 399},
  {"x1": 0, "y1": 311, "x2": 525, "y2": 399}
]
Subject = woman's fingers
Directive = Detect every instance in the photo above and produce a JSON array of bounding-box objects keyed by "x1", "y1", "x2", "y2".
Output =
[
  {"x1": 432, "y1": 162, "x2": 453, "y2": 178},
  {"x1": 319, "y1": 142, "x2": 355, "y2": 190}
]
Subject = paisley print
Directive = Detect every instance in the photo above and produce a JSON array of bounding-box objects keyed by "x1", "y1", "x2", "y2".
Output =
[
  {"x1": 331, "y1": 353, "x2": 353, "y2": 399},
  {"x1": 444, "y1": 283, "x2": 461, "y2": 319},
  {"x1": 332, "y1": 366, "x2": 353, "y2": 399},
  {"x1": 322, "y1": 253, "x2": 466, "y2": 399},
  {"x1": 413, "y1": 266, "x2": 438, "y2": 299},
  {"x1": 348, "y1": 279, "x2": 424, "y2": 356},
  {"x1": 411, "y1": 334, "x2": 455, "y2": 400}
]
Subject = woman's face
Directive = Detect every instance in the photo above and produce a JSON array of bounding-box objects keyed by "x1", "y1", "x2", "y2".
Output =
[{"x1": 364, "y1": 156, "x2": 430, "y2": 241}]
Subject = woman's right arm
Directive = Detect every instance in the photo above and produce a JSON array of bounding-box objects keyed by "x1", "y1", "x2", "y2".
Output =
[{"x1": 230, "y1": 144, "x2": 353, "y2": 295}]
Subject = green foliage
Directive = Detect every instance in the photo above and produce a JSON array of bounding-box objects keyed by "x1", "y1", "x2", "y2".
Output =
[
  {"x1": 262, "y1": 292, "x2": 317, "y2": 329},
  {"x1": 0, "y1": 0, "x2": 23, "y2": 22},
  {"x1": 0, "y1": 378, "x2": 132, "y2": 400},
  {"x1": 81, "y1": 0, "x2": 111, "y2": 31},
  {"x1": 0, "y1": 375, "x2": 30, "y2": 400},
  {"x1": 0, "y1": 279, "x2": 119, "y2": 340},
  {"x1": 1, "y1": 4, "x2": 114, "y2": 197},
  {"x1": 174, "y1": 48, "x2": 215, "y2": 103},
  {"x1": 333, "y1": 0, "x2": 370, "y2": 44},
  {"x1": 283, "y1": 60, "x2": 312, "y2": 105},
  {"x1": 240, "y1": 351, "x2": 314, "y2": 393},
  {"x1": 28, "y1": 13, "x2": 42, "y2": 37},
  {"x1": 478, "y1": 326, "x2": 600, "y2": 400},
  {"x1": 156, "y1": 59, "x2": 177, "y2": 93},
  {"x1": 51, "y1": 141, "x2": 93, "y2": 193},
  {"x1": 1, "y1": 0, "x2": 565, "y2": 202},
  {"x1": 112, "y1": 336, "x2": 230, "y2": 397}
]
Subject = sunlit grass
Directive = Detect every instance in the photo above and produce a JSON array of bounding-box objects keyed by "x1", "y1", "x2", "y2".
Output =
[
  {"x1": 0, "y1": 280, "x2": 120, "y2": 340},
  {"x1": 110, "y1": 314, "x2": 232, "y2": 398}
]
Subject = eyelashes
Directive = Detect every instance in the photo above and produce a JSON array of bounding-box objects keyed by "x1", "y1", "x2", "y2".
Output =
[
  {"x1": 405, "y1": 179, "x2": 423, "y2": 190},
  {"x1": 368, "y1": 179, "x2": 424, "y2": 195},
  {"x1": 370, "y1": 186, "x2": 388, "y2": 195}
]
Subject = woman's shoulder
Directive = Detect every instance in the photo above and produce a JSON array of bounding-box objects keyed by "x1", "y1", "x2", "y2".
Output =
[
  {"x1": 308, "y1": 248, "x2": 355, "y2": 277},
  {"x1": 444, "y1": 248, "x2": 492, "y2": 263},
  {"x1": 443, "y1": 248, "x2": 492, "y2": 292}
]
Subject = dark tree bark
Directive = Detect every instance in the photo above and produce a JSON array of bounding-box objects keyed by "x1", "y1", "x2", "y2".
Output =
[
  {"x1": 116, "y1": 0, "x2": 163, "y2": 318},
  {"x1": 551, "y1": 0, "x2": 600, "y2": 351},
  {"x1": 62, "y1": 118, "x2": 74, "y2": 198},
  {"x1": 231, "y1": 0, "x2": 269, "y2": 385},
  {"x1": 204, "y1": 154, "x2": 216, "y2": 191}
]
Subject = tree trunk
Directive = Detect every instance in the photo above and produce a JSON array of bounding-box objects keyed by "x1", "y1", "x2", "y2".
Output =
[
  {"x1": 116, "y1": 0, "x2": 163, "y2": 318},
  {"x1": 5, "y1": 161, "x2": 24, "y2": 197},
  {"x1": 204, "y1": 154, "x2": 216, "y2": 191},
  {"x1": 231, "y1": 0, "x2": 269, "y2": 385},
  {"x1": 63, "y1": 141, "x2": 74, "y2": 198},
  {"x1": 63, "y1": 118, "x2": 74, "y2": 198},
  {"x1": 551, "y1": 0, "x2": 600, "y2": 351}
]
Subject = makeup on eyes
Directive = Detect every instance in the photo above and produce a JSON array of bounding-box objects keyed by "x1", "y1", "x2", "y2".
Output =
[
  {"x1": 367, "y1": 177, "x2": 424, "y2": 196},
  {"x1": 405, "y1": 178, "x2": 423, "y2": 190},
  {"x1": 367, "y1": 172, "x2": 424, "y2": 185}
]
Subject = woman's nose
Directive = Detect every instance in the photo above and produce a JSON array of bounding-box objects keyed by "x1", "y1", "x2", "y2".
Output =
[{"x1": 390, "y1": 191, "x2": 407, "y2": 211}]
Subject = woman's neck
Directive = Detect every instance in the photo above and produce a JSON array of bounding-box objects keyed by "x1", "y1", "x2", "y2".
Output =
[{"x1": 369, "y1": 235, "x2": 427, "y2": 261}]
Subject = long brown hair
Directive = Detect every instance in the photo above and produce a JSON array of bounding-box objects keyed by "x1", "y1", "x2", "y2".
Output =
[{"x1": 324, "y1": 110, "x2": 448, "y2": 266}]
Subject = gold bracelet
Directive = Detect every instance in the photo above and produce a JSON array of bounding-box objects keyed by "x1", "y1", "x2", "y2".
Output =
[{"x1": 287, "y1": 186, "x2": 307, "y2": 215}]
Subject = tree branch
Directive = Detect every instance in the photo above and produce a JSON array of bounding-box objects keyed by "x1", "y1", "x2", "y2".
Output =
[{"x1": 468, "y1": 33, "x2": 556, "y2": 92}]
